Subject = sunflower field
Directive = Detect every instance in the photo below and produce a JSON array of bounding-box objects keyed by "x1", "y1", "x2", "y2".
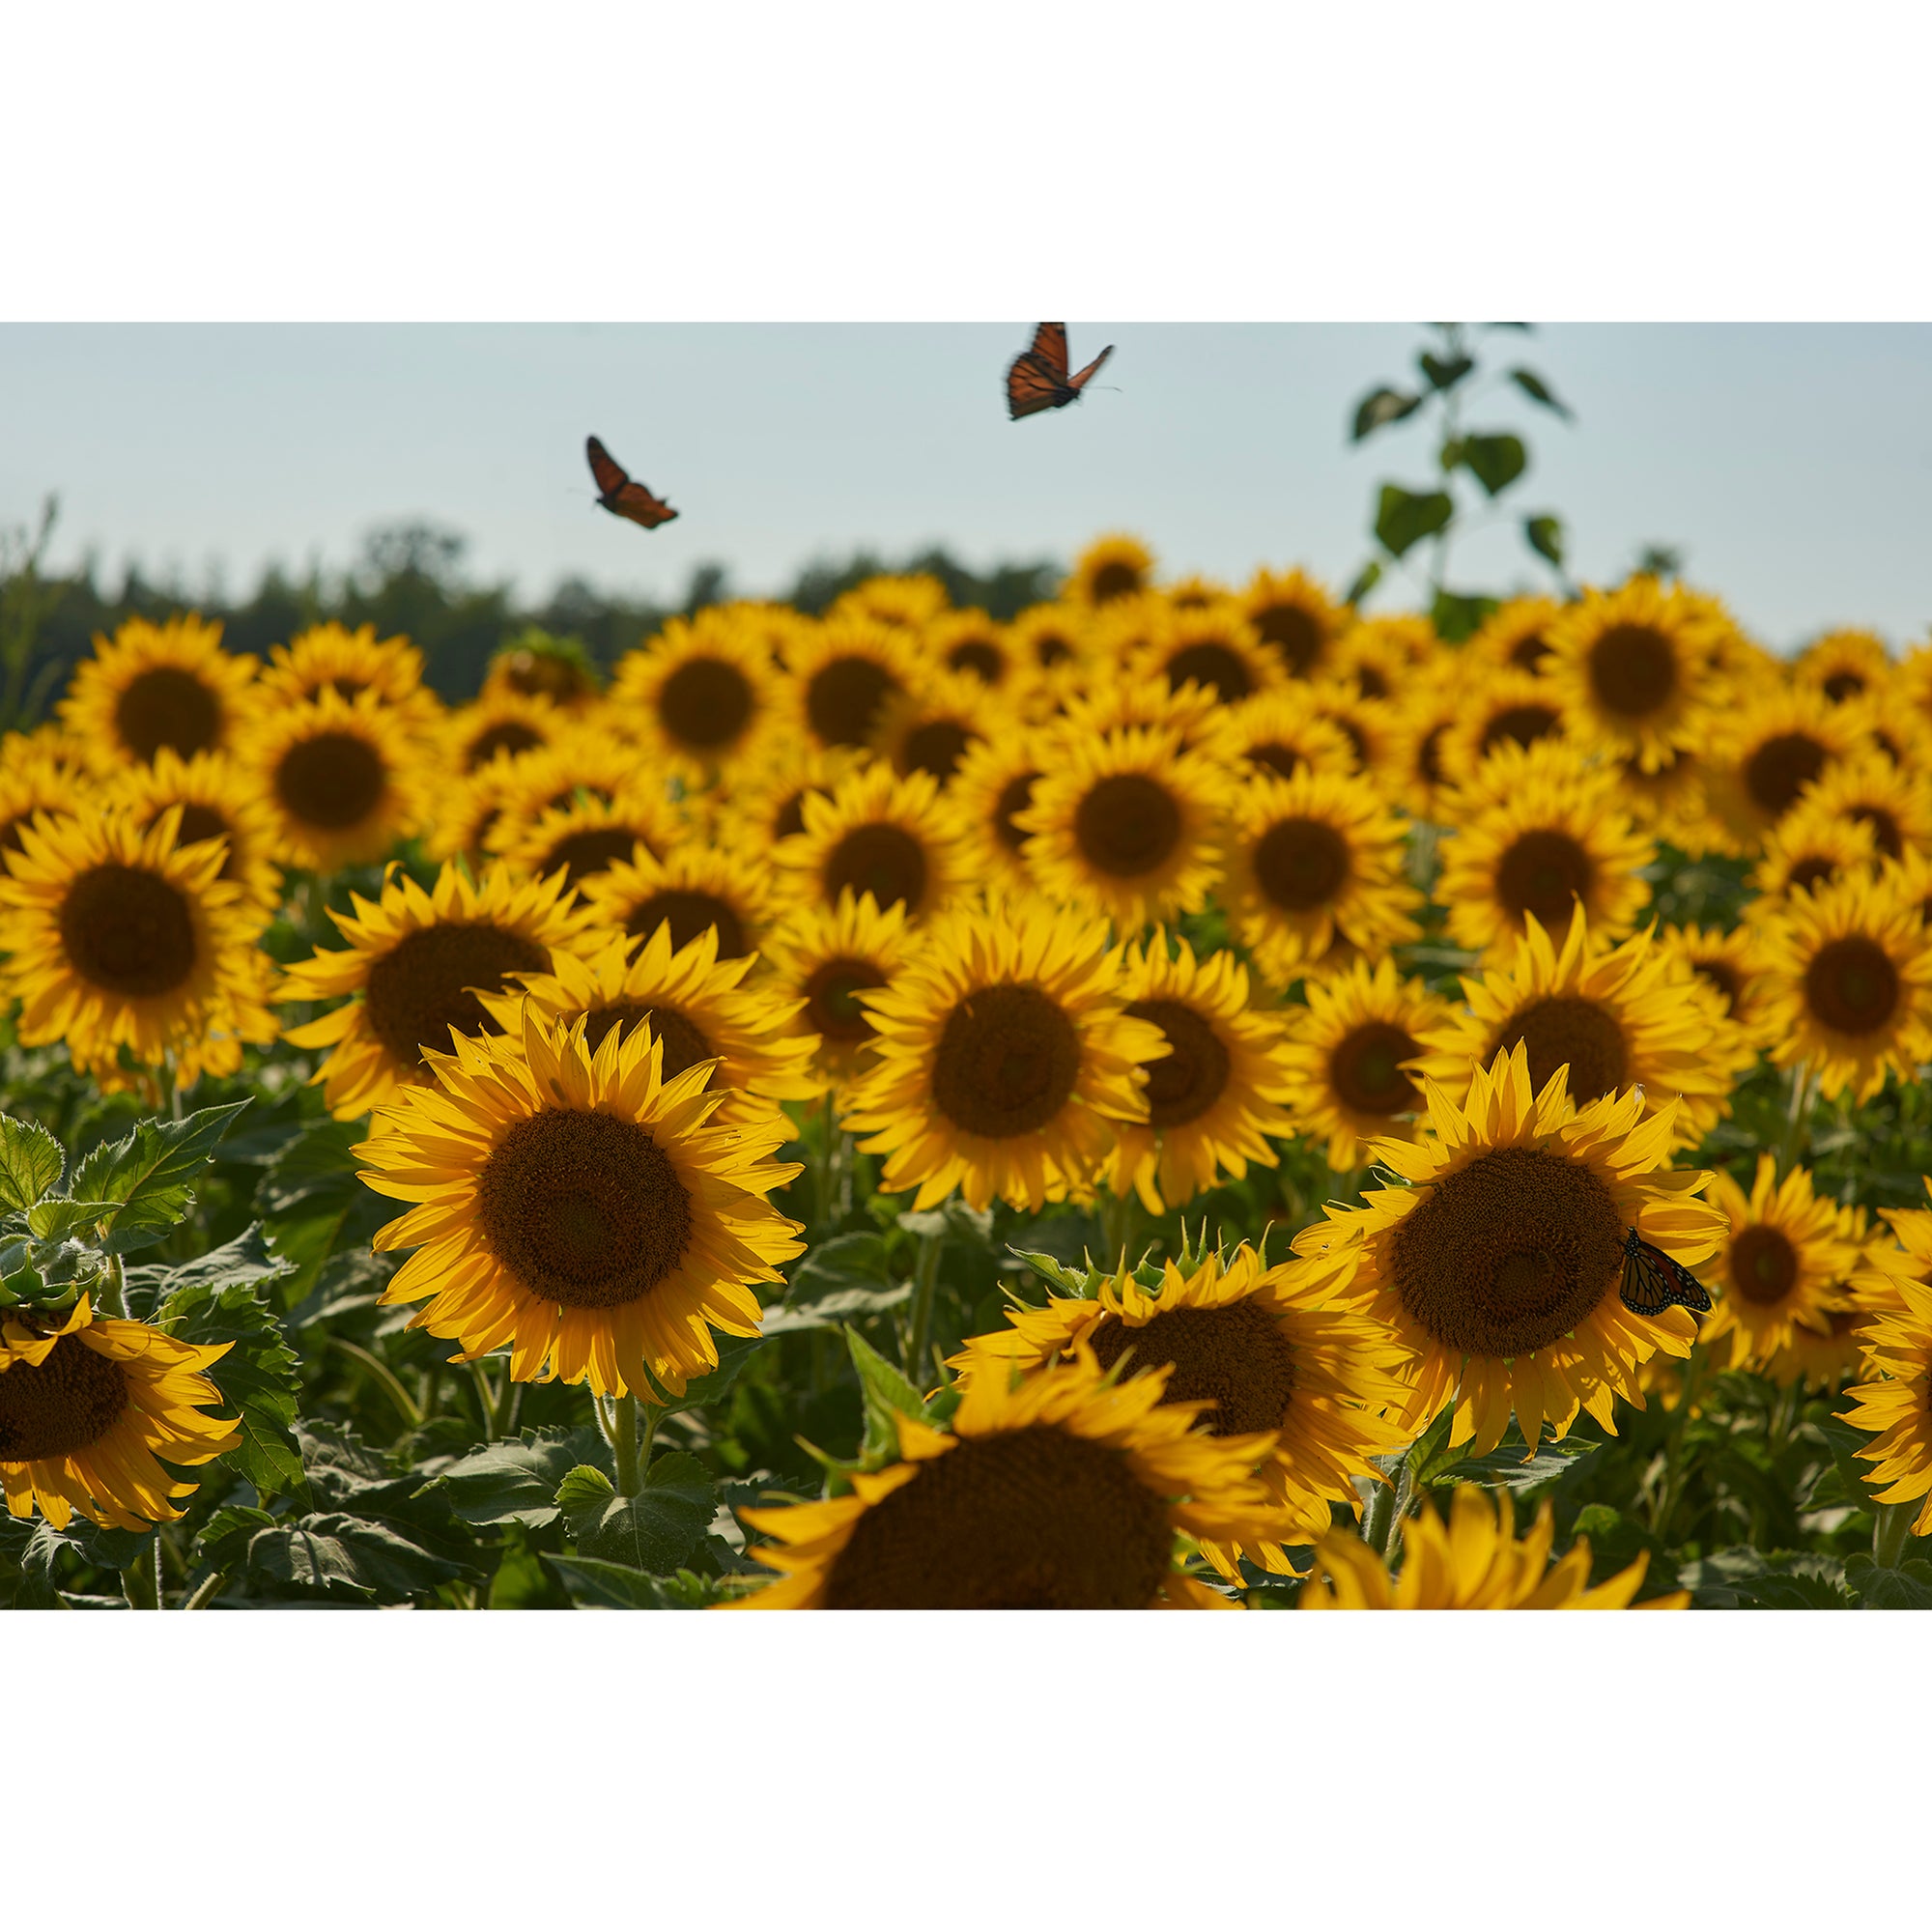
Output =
[{"x1": 6, "y1": 538, "x2": 1932, "y2": 1613}]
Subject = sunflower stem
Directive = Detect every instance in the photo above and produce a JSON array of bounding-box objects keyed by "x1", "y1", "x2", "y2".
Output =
[
  {"x1": 1096, "y1": 1187, "x2": 1139, "y2": 1272},
  {"x1": 329, "y1": 1335, "x2": 424, "y2": 1431},
  {"x1": 1361, "y1": 1469, "x2": 1397, "y2": 1553},
  {"x1": 181, "y1": 1570, "x2": 226, "y2": 1611},
  {"x1": 904, "y1": 1233, "x2": 943, "y2": 1384},
  {"x1": 469, "y1": 1358, "x2": 501, "y2": 1441},
  {"x1": 1384, "y1": 1454, "x2": 1418, "y2": 1567},
  {"x1": 99, "y1": 1252, "x2": 128, "y2": 1321},
  {"x1": 1648, "y1": 1344, "x2": 1705, "y2": 1539},
  {"x1": 1776, "y1": 1061, "x2": 1812, "y2": 1176},
  {"x1": 122, "y1": 1533, "x2": 161, "y2": 1610},
  {"x1": 612, "y1": 1395, "x2": 640, "y2": 1497},
  {"x1": 1873, "y1": 1500, "x2": 1917, "y2": 1570}
]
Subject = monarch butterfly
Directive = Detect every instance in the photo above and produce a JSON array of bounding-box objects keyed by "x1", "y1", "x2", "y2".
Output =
[
  {"x1": 585, "y1": 435, "x2": 678, "y2": 529},
  {"x1": 1617, "y1": 1226, "x2": 1712, "y2": 1318},
  {"x1": 1006, "y1": 322, "x2": 1114, "y2": 420}
]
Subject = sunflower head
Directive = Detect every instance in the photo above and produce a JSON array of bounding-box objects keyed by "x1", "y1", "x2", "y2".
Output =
[
  {"x1": 440, "y1": 690, "x2": 567, "y2": 776},
  {"x1": 774, "y1": 760, "x2": 973, "y2": 924},
  {"x1": 1135, "y1": 604, "x2": 1282, "y2": 708},
  {"x1": 104, "y1": 746, "x2": 284, "y2": 930},
  {"x1": 580, "y1": 838, "x2": 776, "y2": 961},
  {"x1": 481, "y1": 627, "x2": 603, "y2": 710},
  {"x1": 762, "y1": 888, "x2": 923, "y2": 1087},
  {"x1": 484, "y1": 785, "x2": 685, "y2": 895},
  {"x1": 260, "y1": 621, "x2": 440, "y2": 728},
  {"x1": 58, "y1": 613, "x2": 262, "y2": 774},
  {"x1": 1240, "y1": 566, "x2": 1346, "y2": 679},
  {"x1": 925, "y1": 609, "x2": 1015, "y2": 687},
  {"x1": 868, "y1": 670, "x2": 994, "y2": 785},
  {"x1": 1795, "y1": 628, "x2": 1891, "y2": 707},
  {"x1": 828, "y1": 573, "x2": 951, "y2": 632},
  {"x1": 1067, "y1": 534, "x2": 1156, "y2": 611},
  {"x1": 1465, "y1": 595, "x2": 1563, "y2": 678},
  {"x1": 610, "y1": 609, "x2": 780, "y2": 773},
  {"x1": 1708, "y1": 684, "x2": 1867, "y2": 844},
  {"x1": 1702, "y1": 1156, "x2": 1862, "y2": 1367}
]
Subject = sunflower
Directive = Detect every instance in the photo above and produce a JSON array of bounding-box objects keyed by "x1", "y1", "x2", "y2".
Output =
[
  {"x1": 1301, "y1": 1040, "x2": 1727, "y2": 1457},
  {"x1": 1411, "y1": 909, "x2": 1747, "y2": 1149},
  {"x1": 763, "y1": 889, "x2": 923, "y2": 1087},
  {"x1": 955, "y1": 1243, "x2": 1412, "y2": 1565},
  {"x1": 275, "y1": 860, "x2": 600, "y2": 1118},
  {"x1": 1240, "y1": 566, "x2": 1347, "y2": 679},
  {"x1": 105, "y1": 746, "x2": 285, "y2": 930},
  {"x1": 609, "y1": 610, "x2": 781, "y2": 775},
  {"x1": 712, "y1": 742, "x2": 865, "y2": 858},
  {"x1": 258, "y1": 621, "x2": 441, "y2": 731},
  {"x1": 1707, "y1": 685, "x2": 1866, "y2": 844},
  {"x1": 237, "y1": 688, "x2": 431, "y2": 874},
  {"x1": 1659, "y1": 921, "x2": 1777, "y2": 1048},
  {"x1": 926, "y1": 609, "x2": 1017, "y2": 688},
  {"x1": 481, "y1": 724, "x2": 673, "y2": 834},
  {"x1": 1298, "y1": 1485, "x2": 1688, "y2": 1609},
  {"x1": 1840, "y1": 1273, "x2": 1932, "y2": 1539},
  {"x1": 785, "y1": 618, "x2": 922, "y2": 752},
  {"x1": 1280, "y1": 954, "x2": 1453, "y2": 1169},
  {"x1": 947, "y1": 732, "x2": 1049, "y2": 893},
  {"x1": 829, "y1": 573, "x2": 950, "y2": 632},
  {"x1": 1747, "y1": 800, "x2": 1880, "y2": 905},
  {"x1": 1381, "y1": 678, "x2": 1463, "y2": 822},
  {"x1": 1, "y1": 1296, "x2": 241, "y2": 1532},
  {"x1": 1541, "y1": 577, "x2": 1731, "y2": 774},
  {"x1": 0, "y1": 740, "x2": 85, "y2": 859},
  {"x1": 1085, "y1": 590, "x2": 1176, "y2": 676},
  {"x1": 1795, "y1": 628, "x2": 1891, "y2": 707},
  {"x1": 1200, "y1": 693, "x2": 1356, "y2": 789},
  {"x1": 1332, "y1": 614, "x2": 1435, "y2": 703},
  {"x1": 732, "y1": 1342, "x2": 1281, "y2": 1608},
  {"x1": 480, "y1": 628, "x2": 604, "y2": 711},
  {"x1": 1848, "y1": 695, "x2": 1932, "y2": 777},
  {"x1": 440, "y1": 690, "x2": 566, "y2": 775},
  {"x1": 1751, "y1": 867, "x2": 1932, "y2": 1101},
  {"x1": 580, "y1": 840, "x2": 778, "y2": 960},
  {"x1": 1135, "y1": 604, "x2": 1282, "y2": 707},
  {"x1": 1301, "y1": 675, "x2": 1402, "y2": 783},
  {"x1": 1614, "y1": 745, "x2": 1728, "y2": 857},
  {"x1": 867, "y1": 670, "x2": 992, "y2": 785},
  {"x1": 1435, "y1": 668, "x2": 1571, "y2": 791},
  {"x1": 1067, "y1": 533, "x2": 1156, "y2": 610},
  {"x1": 1015, "y1": 724, "x2": 1230, "y2": 933},
  {"x1": 1435, "y1": 746, "x2": 1657, "y2": 955},
  {"x1": 0, "y1": 805, "x2": 275, "y2": 1093},
  {"x1": 1788, "y1": 753, "x2": 1932, "y2": 866},
  {"x1": 1007, "y1": 602, "x2": 1090, "y2": 676},
  {"x1": 475, "y1": 925, "x2": 819, "y2": 1125},
  {"x1": 1050, "y1": 668, "x2": 1224, "y2": 749},
  {"x1": 839, "y1": 897, "x2": 1162, "y2": 1212},
  {"x1": 1101, "y1": 929, "x2": 1299, "y2": 1212},
  {"x1": 772, "y1": 761, "x2": 973, "y2": 923},
  {"x1": 1220, "y1": 766, "x2": 1421, "y2": 984},
  {"x1": 425, "y1": 755, "x2": 521, "y2": 864},
  {"x1": 1466, "y1": 595, "x2": 1563, "y2": 678},
  {"x1": 58, "y1": 612, "x2": 261, "y2": 773},
  {"x1": 484, "y1": 786, "x2": 685, "y2": 893},
  {"x1": 357, "y1": 1008, "x2": 803, "y2": 1400}
]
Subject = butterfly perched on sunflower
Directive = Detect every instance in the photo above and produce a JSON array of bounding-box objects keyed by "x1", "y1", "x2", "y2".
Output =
[
  {"x1": 585, "y1": 436, "x2": 678, "y2": 529},
  {"x1": 1006, "y1": 323, "x2": 1114, "y2": 420},
  {"x1": 1617, "y1": 1226, "x2": 1713, "y2": 1318}
]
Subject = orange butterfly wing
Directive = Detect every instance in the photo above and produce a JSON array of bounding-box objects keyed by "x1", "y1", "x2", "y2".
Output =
[
  {"x1": 1028, "y1": 322, "x2": 1070, "y2": 380},
  {"x1": 1067, "y1": 344, "x2": 1114, "y2": 392},
  {"x1": 586, "y1": 435, "x2": 630, "y2": 498},
  {"x1": 1007, "y1": 353, "x2": 1069, "y2": 419},
  {"x1": 586, "y1": 434, "x2": 678, "y2": 528}
]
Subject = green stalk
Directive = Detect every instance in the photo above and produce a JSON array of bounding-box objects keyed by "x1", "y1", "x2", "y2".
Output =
[
  {"x1": 612, "y1": 1395, "x2": 640, "y2": 1497},
  {"x1": 1360, "y1": 1477, "x2": 1395, "y2": 1554},
  {"x1": 1873, "y1": 1500, "x2": 1917, "y2": 1571},
  {"x1": 904, "y1": 1232, "x2": 943, "y2": 1383},
  {"x1": 1096, "y1": 1186, "x2": 1139, "y2": 1271},
  {"x1": 468, "y1": 1358, "x2": 502, "y2": 1441},
  {"x1": 123, "y1": 1535, "x2": 162, "y2": 1610},
  {"x1": 1648, "y1": 1345, "x2": 1705, "y2": 1539},
  {"x1": 328, "y1": 1336, "x2": 424, "y2": 1430},
  {"x1": 1383, "y1": 1454, "x2": 1418, "y2": 1568},
  {"x1": 1776, "y1": 1060, "x2": 1813, "y2": 1176},
  {"x1": 99, "y1": 1252, "x2": 128, "y2": 1321},
  {"x1": 182, "y1": 1570, "x2": 227, "y2": 1611}
]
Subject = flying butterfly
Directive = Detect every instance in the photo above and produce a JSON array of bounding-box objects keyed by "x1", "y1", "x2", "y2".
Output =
[
  {"x1": 585, "y1": 435, "x2": 678, "y2": 529},
  {"x1": 1006, "y1": 322, "x2": 1115, "y2": 420},
  {"x1": 1616, "y1": 1226, "x2": 1713, "y2": 1318}
]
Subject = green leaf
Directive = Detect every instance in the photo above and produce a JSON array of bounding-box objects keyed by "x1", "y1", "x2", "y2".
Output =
[
  {"x1": 239, "y1": 1513, "x2": 472, "y2": 1602},
  {"x1": 23, "y1": 1198, "x2": 120, "y2": 1242},
  {"x1": 1418, "y1": 351, "x2": 1473, "y2": 392},
  {"x1": 0, "y1": 1114, "x2": 64, "y2": 1211},
  {"x1": 1509, "y1": 366, "x2": 1572, "y2": 418},
  {"x1": 1429, "y1": 589, "x2": 1499, "y2": 644},
  {"x1": 255, "y1": 1116, "x2": 365, "y2": 1220},
  {"x1": 429, "y1": 1425, "x2": 608, "y2": 1528},
  {"x1": 641, "y1": 1331, "x2": 771, "y2": 1410},
  {"x1": 1415, "y1": 1422, "x2": 1600, "y2": 1492},
  {"x1": 845, "y1": 1323, "x2": 931, "y2": 1461},
  {"x1": 554, "y1": 1463, "x2": 616, "y2": 1519},
  {"x1": 568, "y1": 1451, "x2": 716, "y2": 1574},
  {"x1": 788, "y1": 1231, "x2": 892, "y2": 1300},
  {"x1": 1685, "y1": 1548, "x2": 1855, "y2": 1609},
  {"x1": 1350, "y1": 386, "x2": 1422, "y2": 440},
  {"x1": 1846, "y1": 1554, "x2": 1932, "y2": 1609},
  {"x1": 1523, "y1": 514, "x2": 1565, "y2": 566},
  {"x1": 1343, "y1": 560, "x2": 1382, "y2": 606},
  {"x1": 124, "y1": 1221, "x2": 294, "y2": 1319},
  {"x1": 545, "y1": 1554, "x2": 686, "y2": 1609},
  {"x1": 1373, "y1": 484, "x2": 1454, "y2": 559},
  {"x1": 0, "y1": 1514, "x2": 65, "y2": 1608},
  {"x1": 764, "y1": 1282, "x2": 911, "y2": 1334},
  {"x1": 1453, "y1": 432, "x2": 1527, "y2": 497},
  {"x1": 69, "y1": 1099, "x2": 251, "y2": 1254}
]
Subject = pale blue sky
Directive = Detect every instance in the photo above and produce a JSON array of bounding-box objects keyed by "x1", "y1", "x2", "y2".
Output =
[{"x1": 3, "y1": 324, "x2": 1928, "y2": 651}]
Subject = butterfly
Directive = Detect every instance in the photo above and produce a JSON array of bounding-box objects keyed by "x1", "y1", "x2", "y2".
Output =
[
  {"x1": 1616, "y1": 1226, "x2": 1713, "y2": 1318},
  {"x1": 1006, "y1": 322, "x2": 1114, "y2": 420},
  {"x1": 585, "y1": 436, "x2": 678, "y2": 529}
]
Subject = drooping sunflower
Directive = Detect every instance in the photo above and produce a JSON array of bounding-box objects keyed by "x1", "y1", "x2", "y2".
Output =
[
  {"x1": 1699, "y1": 1155, "x2": 1862, "y2": 1369},
  {"x1": 926, "y1": 609, "x2": 1017, "y2": 689},
  {"x1": 1279, "y1": 954, "x2": 1453, "y2": 1169},
  {"x1": 0, "y1": 805, "x2": 276, "y2": 1093},
  {"x1": 105, "y1": 746, "x2": 285, "y2": 931},
  {"x1": 59, "y1": 612, "x2": 262, "y2": 773},
  {"x1": 1300, "y1": 1041, "x2": 1727, "y2": 1457},
  {"x1": 829, "y1": 573, "x2": 950, "y2": 632},
  {"x1": 1134, "y1": 603, "x2": 1283, "y2": 708},
  {"x1": 839, "y1": 897, "x2": 1163, "y2": 1211},
  {"x1": 785, "y1": 618, "x2": 922, "y2": 752},
  {"x1": 1541, "y1": 577, "x2": 1732, "y2": 774},
  {"x1": 238, "y1": 688, "x2": 431, "y2": 873},
  {"x1": 609, "y1": 610, "x2": 781, "y2": 775},
  {"x1": 867, "y1": 670, "x2": 992, "y2": 785},
  {"x1": 955, "y1": 1243, "x2": 1412, "y2": 1566},
  {"x1": 479, "y1": 628, "x2": 604, "y2": 711},
  {"x1": 475, "y1": 925, "x2": 820, "y2": 1125},
  {"x1": 1435, "y1": 668, "x2": 1571, "y2": 791},
  {"x1": 1466, "y1": 595, "x2": 1563, "y2": 678},
  {"x1": 772, "y1": 761, "x2": 973, "y2": 924},
  {"x1": 1788, "y1": 752, "x2": 1932, "y2": 866},
  {"x1": 1299, "y1": 1485, "x2": 1688, "y2": 1609},
  {"x1": 1706, "y1": 685, "x2": 1866, "y2": 844},
  {"x1": 1220, "y1": 766, "x2": 1421, "y2": 984},
  {"x1": 440, "y1": 690, "x2": 566, "y2": 776},
  {"x1": 258, "y1": 621, "x2": 441, "y2": 731},
  {"x1": 357, "y1": 1008, "x2": 803, "y2": 1400},
  {"x1": 762, "y1": 889, "x2": 923, "y2": 1088},
  {"x1": 580, "y1": 840, "x2": 778, "y2": 960},
  {"x1": 1750, "y1": 867, "x2": 1932, "y2": 1101},
  {"x1": 1747, "y1": 799, "x2": 1880, "y2": 905},
  {"x1": 1200, "y1": 693, "x2": 1356, "y2": 788},
  {"x1": 947, "y1": 731, "x2": 1048, "y2": 893},
  {"x1": 1659, "y1": 921, "x2": 1777, "y2": 1048},
  {"x1": 1015, "y1": 724, "x2": 1231, "y2": 933},
  {"x1": 731, "y1": 1342, "x2": 1281, "y2": 1608},
  {"x1": 1840, "y1": 1273, "x2": 1932, "y2": 1539},
  {"x1": 1794, "y1": 628, "x2": 1891, "y2": 707},
  {"x1": 1, "y1": 1296, "x2": 241, "y2": 1532},
  {"x1": 1101, "y1": 930, "x2": 1299, "y2": 1212},
  {"x1": 1067, "y1": 533, "x2": 1156, "y2": 611},
  {"x1": 1241, "y1": 566, "x2": 1347, "y2": 680},
  {"x1": 483, "y1": 785, "x2": 685, "y2": 893},
  {"x1": 275, "y1": 860, "x2": 601, "y2": 1118},
  {"x1": 1412, "y1": 908, "x2": 1748, "y2": 1149}
]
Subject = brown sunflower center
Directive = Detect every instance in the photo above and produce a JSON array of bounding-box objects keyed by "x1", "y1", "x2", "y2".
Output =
[
  {"x1": 1126, "y1": 998, "x2": 1231, "y2": 1127},
  {"x1": 993, "y1": 775, "x2": 1039, "y2": 853},
  {"x1": 825, "y1": 824, "x2": 927, "y2": 914},
  {"x1": 806, "y1": 657, "x2": 900, "y2": 748},
  {"x1": 773, "y1": 789, "x2": 811, "y2": 841},
  {"x1": 1851, "y1": 805, "x2": 1905, "y2": 860},
  {"x1": 658, "y1": 657, "x2": 754, "y2": 750},
  {"x1": 1389, "y1": 1144, "x2": 1624, "y2": 1356},
  {"x1": 1587, "y1": 623, "x2": 1678, "y2": 719},
  {"x1": 503, "y1": 653, "x2": 594, "y2": 704},
  {"x1": 1743, "y1": 733, "x2": 1829, "y2": 818},
  {"x1": 1255, "y1": 603, "x2": 1324, "y2": 675},
  {"x1": 114, "y1": 666, "x2": 222, "y2": 762},
  {"x1": 475, "y1": 1107, "x2": 693, "y2": 1310},
  {"x1": 1804, "y1": 935, "x2": 1900, "y2": 1037},
  {"x1": 804, "y1": 958, "x2": 886, "y2": 1042},
  {"x1": 1821, "y1": 671, "x2": 1866, "y2": 703},
  {"x1": 1493, "y1": 994, "x2": 1629, "y2": 1102},
  {"x1": 1163, "y1": 642, "x2": 1253, "y2": 704},
  {"x1": 1247, "y1": 743, "x2": 1307, "y2": 782},
  {"x1": 1254, "y1": 817, "x2": 1350, "y2": 912},
  {"x1": 275, "y1": 731, "x2": 386, "y2": 832},
  {"x1": 1090, "y1": 561, "x2": 1144, "y2": 605},
  {"x1": 947, "y1": 640, "x2": 1005, "y2": 683},
  {"x1": 822, "y1": 1424, "x2": 1173, "y2": 1609},
  {"x1": 1074, "y1": 774, "x2": 1182, "y2": 878},
  {"x1": 1497, "y1": 829, "x2": 1596, "y2": 929},
  {"x1": 900, "y1": 720, "x2": 976, "y2": 782},
  {"x1": 1480, "y1": 703, "x2": 1561, "y2": 754},
  {"x1": 1418, "y1": 724, "x2": 1449, "y2": 788},
  {"x1": 0, "y1": 1333, "x2": 131, "y2": 1461},
  {"x1": 1331, "y1": 1020, "x2": 1421, "y2": 1117},
  {"x1": 59, "y1": 863, "x2": 198, "y2": 998},
  {"x1": 539, "y1": 827, "x2": 642, "y2": 887},
  {"x1": 466, "y1": 721, "x2": 546, "y2": 769},
  {"x1": 1788, "y1": 856, "x2": 1837, "y2": 895},
  {"x1": 1033, "y1": 633, "x2": 1075, "y2": 668},
  {"x1": 581, "y1": 1002, "x2": 716, "y2": 1082},
  {"x1": 362, "y1": 921, "x2": 549, "y2": 1067},
  {"x1": 1692, "y1": 958, "x2": 1743, "y2": 1014},
  {"x1": 1730, "y1": 1225, "x2": 1800, "y2": 1306},
  {"x1": 930, "y1": 982, "x2": 1082, "y2": 1138},
  {"x1": 149, "y1": 801, "x2": 241, "y2": 881},
  {"x1": 1508, "y1": 634, "x2": 1550, "y2": 672},
  {"x1": 1353, "y1": 664, "x2": 1390, "y2": 701},
  {"x1": 1087, "y1": 1301, "x2": 1296, "y2": 1435},
  {"x1": 618, "y1": 889, "x2": 743, "y2": 960}
]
